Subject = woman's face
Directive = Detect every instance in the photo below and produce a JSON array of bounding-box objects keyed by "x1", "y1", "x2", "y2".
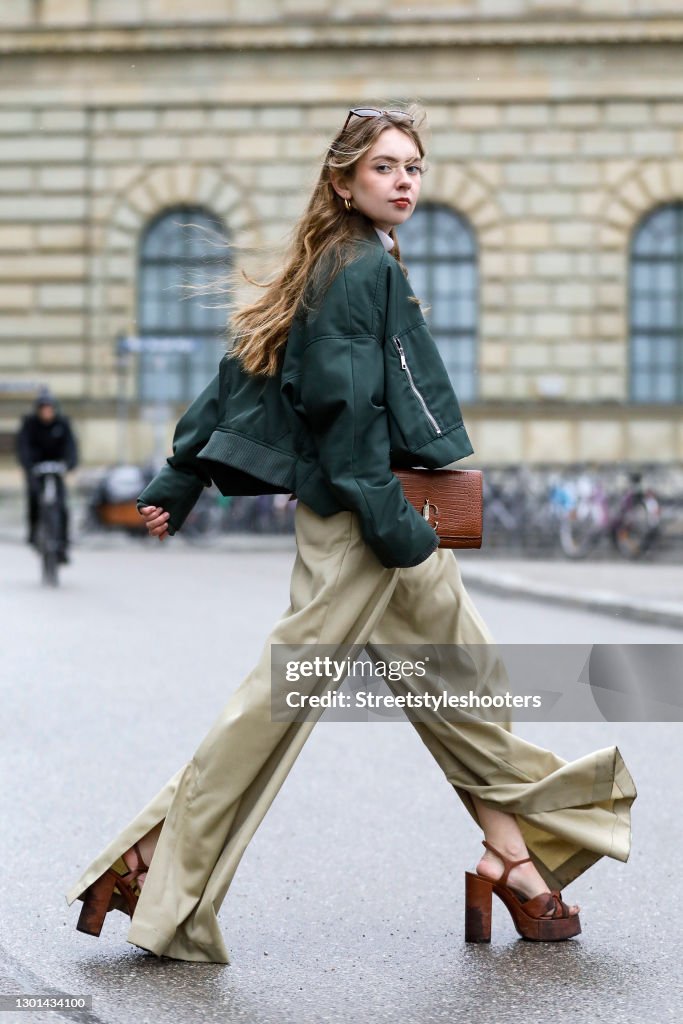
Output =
[{"x1": 332, "y1": 126, "x2": 423, "y2": 234}]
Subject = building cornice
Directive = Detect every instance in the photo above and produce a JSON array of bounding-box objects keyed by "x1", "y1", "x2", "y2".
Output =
[{"x1": 2, "y1": 18, "x2": 683, "y2": 55}]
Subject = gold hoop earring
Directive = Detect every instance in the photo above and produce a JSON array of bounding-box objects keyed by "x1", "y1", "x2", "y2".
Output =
[{"x1": 343, "y1": 197, "x2": 353, "y2": 213}]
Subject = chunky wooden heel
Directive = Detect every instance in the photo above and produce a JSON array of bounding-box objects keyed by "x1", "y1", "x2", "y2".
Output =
[
  {"x1": 75, "y1": 841, "x2": 149, "y2": 938},
  {"x1": 76, "y1": 870, "x2": 119, "y2": 936},
  {"x1": 465, "y1": 870, "x2": 493, "y2": 942}
]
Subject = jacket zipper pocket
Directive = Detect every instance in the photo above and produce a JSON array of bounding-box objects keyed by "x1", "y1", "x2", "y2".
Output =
[{"x1": 392, "y1": 335, "x2": 442, "y2": 436}]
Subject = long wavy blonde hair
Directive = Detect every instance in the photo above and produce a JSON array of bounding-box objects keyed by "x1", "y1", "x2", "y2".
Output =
[{"x1": 226, "y1": 103, "x2": 428, "y2": 377}]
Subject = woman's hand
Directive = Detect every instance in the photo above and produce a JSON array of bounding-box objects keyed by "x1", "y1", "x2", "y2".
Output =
[{"x1": 139, "y1": 505, "x2": 170, "y2": 541}]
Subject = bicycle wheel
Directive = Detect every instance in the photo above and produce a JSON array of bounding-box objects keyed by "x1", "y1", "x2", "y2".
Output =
[
  {"x1": 179, "y1": 496, "x2": 221, "y2": 543},
  {"x1": 39, "y1": 503, "x2": 61, "y2": 586},
  {"x1": 559, "y1": 506, "x2": 598, "y2": 559},
  {"x1": 612, "y1": 496, "x2": 660, "y2": 559}
]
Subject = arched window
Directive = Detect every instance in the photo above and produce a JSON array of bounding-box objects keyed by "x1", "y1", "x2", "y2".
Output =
[
  {"x1": 629, "y1": 202, "x2": 683, "y2": 403},
  {"x1": 397, "y1": 203, "x2": 478, "y2": 402},
  {"x1": 137, "y1": 206, "x2": 231, "y2": 403}
]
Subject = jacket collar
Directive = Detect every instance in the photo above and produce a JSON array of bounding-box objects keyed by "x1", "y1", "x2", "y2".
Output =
[{"x1": 355, "y1": 219, "x2": 392, "y2": 253}]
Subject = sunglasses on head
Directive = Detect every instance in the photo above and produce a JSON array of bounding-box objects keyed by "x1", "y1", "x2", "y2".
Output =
[{"x1": 342, "y1": 107, "x2": 415, "y2": 132}]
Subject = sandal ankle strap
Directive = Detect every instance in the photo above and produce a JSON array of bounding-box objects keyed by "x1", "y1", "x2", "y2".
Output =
[
  {"x1": 482, "y1": 839, "x2": 532, "y2": 886},
  {"x1": 133, "y1": 841, "x2": 149, "y2": 874},
  {"x1": 120, "y1": 841, "x2": 150, "y2": 883}
]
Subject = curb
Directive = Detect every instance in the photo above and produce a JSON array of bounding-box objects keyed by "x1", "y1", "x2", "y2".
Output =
[
  {"x1": 2, "y1": 526, "x2": 682, "y2": 631},
  {"x1": 459, "y1": 565, "x2": 683, "y2": 632}
]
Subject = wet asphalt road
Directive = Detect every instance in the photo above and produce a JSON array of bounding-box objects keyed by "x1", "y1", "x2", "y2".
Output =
[{"x1": 1, "y1": 538, "x2": 681, "y2": 1024}]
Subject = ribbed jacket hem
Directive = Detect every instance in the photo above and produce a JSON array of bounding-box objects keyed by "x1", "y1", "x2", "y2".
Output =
[{"x1": 196, "y1": 429, "x2": 297, "y2": 491}]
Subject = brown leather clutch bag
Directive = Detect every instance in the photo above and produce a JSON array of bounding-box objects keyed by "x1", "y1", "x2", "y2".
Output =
[{"x1": 392, "y1": 467, "x2": 483, "y2": 549}]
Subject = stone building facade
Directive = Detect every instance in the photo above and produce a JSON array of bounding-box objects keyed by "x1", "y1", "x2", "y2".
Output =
[{"x1": 2, "y1": 0, "x2": 683, "y2": 487}]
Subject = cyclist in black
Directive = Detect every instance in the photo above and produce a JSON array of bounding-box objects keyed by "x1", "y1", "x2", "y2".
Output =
[{"x1": 16, "y1": 388, "x2": 78, "y2": 563}]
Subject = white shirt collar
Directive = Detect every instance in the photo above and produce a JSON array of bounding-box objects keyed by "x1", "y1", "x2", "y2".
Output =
[{"x1": 373, "y1": 226, "x2": 395, "y2": 252}]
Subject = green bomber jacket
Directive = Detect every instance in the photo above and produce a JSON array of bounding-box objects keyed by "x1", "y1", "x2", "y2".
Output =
[{"x1": 136, "y1": 222, "x2": 474, "y2": 568}]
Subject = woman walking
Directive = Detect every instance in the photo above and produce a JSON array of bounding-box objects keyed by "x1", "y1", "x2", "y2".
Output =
[{"x1": 65, "y1": 105, "x2": 636, "y2": 964}]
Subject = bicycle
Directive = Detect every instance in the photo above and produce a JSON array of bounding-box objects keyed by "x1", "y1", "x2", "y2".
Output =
[
  {"x1": 32, "y1": 460, "x2": 68, "y2": 586},
  {"x1": 524, "y1": 469, "x2": 577, "y2": 555},
  {"x1": 482, "y1": 468, "x2": 526, "y2": 550},
  {"x1": 559, "y1": 468, "x2": 661, "y2": 560}
]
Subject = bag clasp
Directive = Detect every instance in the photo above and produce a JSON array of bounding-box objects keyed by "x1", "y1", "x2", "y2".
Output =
[{"x1": 421, "y1": 498, "x2": 439, "y2": 531}]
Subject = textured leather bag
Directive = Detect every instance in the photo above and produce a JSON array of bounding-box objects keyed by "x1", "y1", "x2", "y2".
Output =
[{"x1": 392, "y1": 467, "x2": 483, "y2": 549}]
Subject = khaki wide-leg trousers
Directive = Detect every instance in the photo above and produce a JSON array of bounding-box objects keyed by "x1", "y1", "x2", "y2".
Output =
[{"x1": 65, "y1": 501, "x2": 636, "y2": 964}]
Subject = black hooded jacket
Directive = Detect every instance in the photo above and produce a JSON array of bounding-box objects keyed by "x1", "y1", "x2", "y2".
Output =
[{"x1": 16, "y1": 402, "x2": 78, "y2": 472}]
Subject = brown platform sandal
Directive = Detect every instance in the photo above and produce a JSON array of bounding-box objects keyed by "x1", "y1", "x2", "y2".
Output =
[
  {"x1": 76, "y1": 842, "x2": 149, "y2": 937},
  {"x1": 464, "y1": 839, "x2": 582, "y2": 943}
]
